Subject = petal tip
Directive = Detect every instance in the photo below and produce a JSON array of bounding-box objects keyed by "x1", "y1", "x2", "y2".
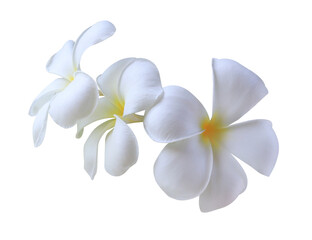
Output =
[
  {"x1": 212, "y1": 58, "x2": 269, "y2": 125},
  {"x1": 104, "y1": 119, "x2": 139, "y2": 177},
  {"x1": 73, "y1": 20, "x2": 117, "y2": 68},
  {"x1": 95, "y1": 20, "x2": 116, "y2": 35},
  {"x1": 46, "y1": 40, "x2": 75, "y2": 77},
  {"x1": 33, "y1": 141, "x2": 41, "y2": 148},
  {"x1": 33, "y1": 133, "x2": 44, "y2": 148},
  {"x1": 28, "y1": 108, "x2": 35, "y2": 117},
  {"x1": 85, "y1": 168, "x2": 96, "y2": 180},
  {"x1": 76, "y1": 129, "x2": 83, "y2": 139}
]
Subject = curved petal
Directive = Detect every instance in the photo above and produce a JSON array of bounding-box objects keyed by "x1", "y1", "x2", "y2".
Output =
[
  {"x1": 119, "y1": 58, "x2": 163, "y2": 116},
  {"x1": 212, "y1": 58, "x2": 268, "y2": 126},
  {"x1": 29, "y1": 78, "x2": 70, "y2": 116},
  {"x1": 76, "y1": 97, "x2": 121, "y2": 138},
  {"x1": 144, "y1": 86, "x2": 208, "y2": 143},
  {"x1": 46, "y1": 40, "x2": 75, "y2": 79},
  {"x1": 222, "y1": 120, "x2": 279, "y2": 176},
  {"x1": 33, "y1": 102, "x2": 50, "y2": 147},
  {"x1": 154, "y1": 135, "x2": 213, "y2": 200},
  {"x1": 49, "y1": 72, "x2": 98, "y2": 128},
  {"x1": 97, "y1": 58, "x2": 136, "y2": 105},
  {"x1": 73, "y1": 21, "x2": 116, "y2": 69},
  {"x1": 84, "y1": 119, "x2": 115, "y2": 179},
  {"x1": 199, "y1": 148, "x2": 247, "y2": 212},
  {"x1": 105, "y1": 116, "x2": 139, "y2": 176}
]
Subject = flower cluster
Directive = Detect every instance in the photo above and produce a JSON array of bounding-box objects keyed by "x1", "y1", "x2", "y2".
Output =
[{"x1": 29, "y1": 21, "x2": 279, "y2": 212}]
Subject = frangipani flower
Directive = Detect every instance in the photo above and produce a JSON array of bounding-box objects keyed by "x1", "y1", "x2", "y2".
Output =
[
  {"x1": 29, "y1": 21, "x2": 116, "y2": 147},
  {"x1": 77, "y1": 58, "x2": 163, "y2": 179},
  {"x1": 144, "y1": 58, "x2": 279, "y2": 212}
]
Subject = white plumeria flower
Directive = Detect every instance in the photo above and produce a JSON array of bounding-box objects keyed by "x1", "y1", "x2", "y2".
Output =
[
  {"x1": 77, "y1": 58, "x2": 163, "y2": 179},
  {"x1": 29, "y1": 21, "x2": 116, "y2": 147},
  {"x1": 144, "y1": 58, "x2": 279, "y2": 212}
]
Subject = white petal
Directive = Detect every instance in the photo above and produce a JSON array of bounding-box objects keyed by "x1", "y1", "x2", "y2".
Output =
[
  {"x1": 154, "y1": 135, "x2": 213, "y2": 200},
  {"x1": 73, "y1": 21, "x2": 116, "y2": 69},
  {"x1": 222, "y1": 120, "x2": 279, "y2": 176},
  {"x1": 144, "y1": 86, "x2": 208, "y2": 143},
  {"x1": 46, "y1": 40, "x2": 75, "y2": 79},
  {"x1": 105, "y1": 116, "x2": 139, "y2": 176},
  {"x1": 84, "y1": 119, "x2": 115, "y2": 179},
  {"x1": 29, "y1": 78, "x2": 70, "y2": 116},
  {"x1": 199, "y1": 148, "x2": 247, "y2": 212},
  {"x1": 119, "y1": 58, "x2": 163, "y2": 116},
  {"x1": 76, "y1": 97, "x2": 121, "y2": 138},
  {"x1": 49, "y1": 72, "x2": 98, "y2": 128},
  {"x1": 97, "y1": 58, "x2": 136, "y2": 104},
  {"x1": 212, "y1": 58, "x2": 268, "y2": 126},
  {"x1": 33, "y1": 102, "x2": 50, "y2": 147}
]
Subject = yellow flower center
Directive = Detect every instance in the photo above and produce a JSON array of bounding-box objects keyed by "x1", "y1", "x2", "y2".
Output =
[
  {"x1": 68, "y1": 75, "x2": 74, "y2": 82},
  {"x1": 113, "y1": 97, "x2": 125, "y2": 117},
  {"x1": 200, "y1": 115, "x2": 226, "y2": 148},
  {"x1": 68, "y1": 68, "x2": 78, "y2": 82}
]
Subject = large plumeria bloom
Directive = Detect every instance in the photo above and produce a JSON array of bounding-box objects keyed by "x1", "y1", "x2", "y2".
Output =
[
  {"x1": 144, "y1": 59, "x2": 279, "y2": 212},
  {"x1": 76, "y1": 58, "x2": 163, "y2": 179},
  {"x1": 29, "y1": 21, "x2": 116, "y2": 147}
]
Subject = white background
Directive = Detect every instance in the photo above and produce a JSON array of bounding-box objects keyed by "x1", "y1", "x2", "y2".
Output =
[{"x1": 1, "y1": 0, "x2": 311, "y2": 239}]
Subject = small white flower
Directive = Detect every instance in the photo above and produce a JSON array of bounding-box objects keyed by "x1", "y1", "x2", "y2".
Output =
[
  {"x1": 144, "y1": 58, "x2": 279, "y2": 212},
  {"x1": 29, "y1": 21, "x2": 116, "y2": 147},
  {"x1": 77, "y1": 58, "x2": 163, "y2": 179}
]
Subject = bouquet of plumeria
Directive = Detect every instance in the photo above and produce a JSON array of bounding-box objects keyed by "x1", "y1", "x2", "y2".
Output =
[{"x1": 29, "y1": 21, "x2": 279, "y2": 212}]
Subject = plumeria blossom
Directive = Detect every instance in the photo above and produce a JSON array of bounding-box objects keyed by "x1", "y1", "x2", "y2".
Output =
[
  {"x1": 29, "y1": 21, "x2": 116, "y2": 147},
  {"x1": 144, "y1": 58, "x2": 279, "y2": 212},
  {"x1": 76, "y1": 58, "x2": 163, "y2": 179}
]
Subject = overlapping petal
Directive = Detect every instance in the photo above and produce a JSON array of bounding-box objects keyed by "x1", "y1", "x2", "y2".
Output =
[
  {"x1": 49, "y1": 72, "x2": 98, "y2": 128},
  {"x1": 105, "y1": 116, "x2": 139, "y2": 176},
  {"x1": 73, "y1": 21, "x2": 116, "y2": 69},
  {"x1": 32, "y1": 102, "x2": 50, "y2": 147},
  {"x1": 144, "y1": 86, "x2": 208, "y2": 143},
  {"x1": 119, "y1": 59, "x2": 163, "y2": 116},
  {"x1": 154, "y1": 135, "x2": 213, "y2": 200},
  {"x1": 46, "y1": 40, "x2": 75, "y2": 78},
  {"x1": 84, "y1": 119, "x2": 116, "y2": 179},
  {"x1": 199, "y1": 148, "x2": 247, "y2": 212},
  {"x1": 222, "y1": 120, "x2": 279, "y2": 176},
  {"x1": 97, "y1": 58, "x2": 163, "y2": 116},
  {"x1": 76, "y1": 97, "x2": 122, "y2": 138},
  {"x1": 29, "y1": 78, "x2": 70, "y2": 116},
  {"x1": 97, "y1": 58, "x2": 136, "y2": 106},
  {"x1": 212, "y1": 58, "x2": 268, "y2": 126}
]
